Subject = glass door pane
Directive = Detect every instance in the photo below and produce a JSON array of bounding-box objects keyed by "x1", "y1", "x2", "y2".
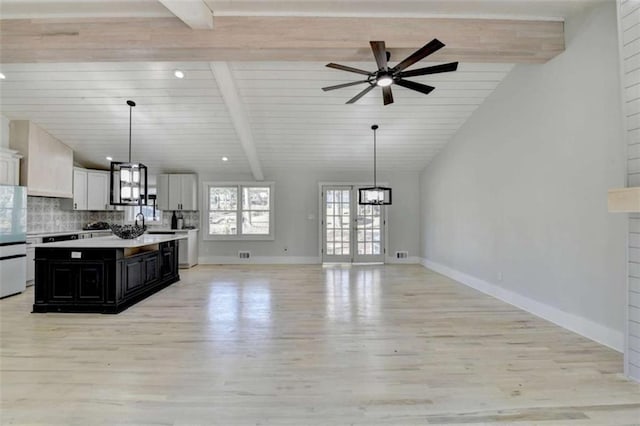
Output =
[
  {"x1": 354, "y1": 189, "x2": 385, "y2": 263},
  {"x1": 322, "y1": 185, "x2": 385, "y2": 263},
  {"x1": 322, "y1": 186, "x2": 352, "y2": 262}
]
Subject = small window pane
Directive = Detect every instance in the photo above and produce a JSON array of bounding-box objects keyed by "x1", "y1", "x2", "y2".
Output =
[
  {"x1": 210, "y1": 187, "x2": 237, "y2": 210},
  {"x1": 327, "y1": 230, "x2": 334, "y2": 242},
  {"x1": 243, "y1": 187, "x2": 270, "y2": 210},
  {"x1": 242, "y1": 211, "x2": 270, "y2": 235},
  {"x1": 326, "y1": 204, "x2": 334, "y2": 216},
  {"x1": 209, "y1": 212, "x2": 237, "y2": 235}
]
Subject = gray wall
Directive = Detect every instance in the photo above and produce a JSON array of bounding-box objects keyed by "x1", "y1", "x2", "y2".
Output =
[
  {"x1": 197, "y1": 168, "x2": 421, "y2": 262},
  {"x1": 420, "y1": 3, "x2": 627, "y2": 347},
  {"x1": 0, "y1": 115, "x2": 10, "y2": 149}
]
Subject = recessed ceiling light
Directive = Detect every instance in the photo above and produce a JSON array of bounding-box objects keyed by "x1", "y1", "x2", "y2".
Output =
[
  {"x1": 106, "y1": 156, "x2": 113, "y2": 161},
  {"x1": 174, "y1": 69, "x2": 185, "y2": 79},
  {"x1": 0, "y1": 72, "x2": 5, "y2": 80},
  {"x1": 221, "y1": 156, "x2": 229, "y2": 162}
]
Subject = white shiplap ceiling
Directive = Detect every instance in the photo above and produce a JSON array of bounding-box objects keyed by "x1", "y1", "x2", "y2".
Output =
[
  {"x1": 0, "y1": 60, "x2": 513, "y2": 175},
  {"x1": 2, "y1": 0, "x2": 594, "y2": 176}
]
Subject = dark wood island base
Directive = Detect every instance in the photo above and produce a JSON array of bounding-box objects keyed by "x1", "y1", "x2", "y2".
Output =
[{"x1": 33, "y1": 238, "x2": 180, "y2": 314}]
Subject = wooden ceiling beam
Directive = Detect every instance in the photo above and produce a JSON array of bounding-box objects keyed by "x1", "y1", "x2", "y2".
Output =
[
  {"x1": 157, "y1": 0, "x2": 213, "y2": 29},
  {"x1": 0, "y1": 16, "x2": 564, "y2": 64}
]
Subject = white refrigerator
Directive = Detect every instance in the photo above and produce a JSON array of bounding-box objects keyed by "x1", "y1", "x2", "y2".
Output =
[{"x1": 0, "y1": 184, "x2": 27, "y2": 298}]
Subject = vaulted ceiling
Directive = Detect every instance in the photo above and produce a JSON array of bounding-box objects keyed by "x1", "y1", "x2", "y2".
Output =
[{"x1": 0, "y1": 0, "x2": 603, "y2": 179}]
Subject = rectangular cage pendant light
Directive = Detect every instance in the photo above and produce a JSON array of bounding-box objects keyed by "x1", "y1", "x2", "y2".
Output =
[
  {"x1": 359, "y1": 124, "x2": 392, "y2": 206},
  {"x1": 359, "y1": 186, "x2": 392, "y2": 205},
  {"x1": 110, "y1": 100, "x2": 148, "y2": 206},
  {"x1": 110, "y1": 161, "x2": 148, "y2": 206}
]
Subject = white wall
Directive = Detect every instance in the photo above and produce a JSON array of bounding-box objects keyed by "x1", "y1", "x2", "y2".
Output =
[
  {"x1": 420, "y1": 2, "x2": 627, "y2": 350},
  {"x1": 197, "y1": 168, "x2": 421, "y2": 263}
]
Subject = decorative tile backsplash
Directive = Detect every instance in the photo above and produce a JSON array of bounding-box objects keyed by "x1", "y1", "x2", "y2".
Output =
[
  {"x1": 157, "y1": 210, "x2": 200, "y2": 229},
  {"x1": 27, "y1": 196, "x2": 124, "y2": 233}
]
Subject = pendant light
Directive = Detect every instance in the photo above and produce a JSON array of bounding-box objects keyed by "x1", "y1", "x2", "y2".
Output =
[
  {"x1": 110, "y1": 100, "x2": 148, "y2": 206},
  {"x1": 359, "y1": 124, "x2": 392, "y2": 205}
]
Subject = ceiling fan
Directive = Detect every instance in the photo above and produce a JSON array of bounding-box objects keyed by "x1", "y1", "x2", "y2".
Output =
[{"x1": 322, "y1": 39, "x2": 458, "y2": 106}]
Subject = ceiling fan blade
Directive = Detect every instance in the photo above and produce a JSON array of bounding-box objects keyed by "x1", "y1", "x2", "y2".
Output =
[
  {"x1": 393, "y1": 39, "x2": 445, "y2": 72},
  {"x1": 322, "y1": 80, "x2": 370, "y2": 91},
  {"x1": 395, "y1": 78, "x2": 435, "y2": 95},
  {"x1": 398, "y1": 61, "x2": 459, "y2": 78},
  {"x1": 326, "y1": 63, "x2": 372, "y2": 76},
  {"x1": 382, "y1": 86, "x2": 394, "y2": 105},
  {"x1": 346, "y1": 84, "x2": 376, "y2": 104},
  {"x1": 370, "y1": 41, "x2": 388, "y2": 71}
]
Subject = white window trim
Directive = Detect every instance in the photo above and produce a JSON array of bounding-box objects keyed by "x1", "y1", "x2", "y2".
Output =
[{"x1": 202, "y1": 181, "x2": 275, "y2": 241}]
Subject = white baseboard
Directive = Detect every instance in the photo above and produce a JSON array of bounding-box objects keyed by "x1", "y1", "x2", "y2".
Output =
[
  {"x1": 199, "y1": 256, "x2": 321, "y2": 265},
  {"x1": 421, "y1": 258, "x2": 624, "y2": 353},
  {"x1": 385, "y1": 256, "x2": 421, "y2": 264}
]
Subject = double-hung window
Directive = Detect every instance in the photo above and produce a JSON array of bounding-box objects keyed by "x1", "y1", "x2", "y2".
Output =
[{"x1": 204, "y1": 182, "x2": 274, "y2": 240}]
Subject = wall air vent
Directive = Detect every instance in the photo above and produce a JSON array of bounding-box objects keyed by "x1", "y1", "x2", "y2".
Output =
[
  {"x1": 238, "y1": 251, "x2": 251, "y2": 259},
  {"x1": 395, "y1": 251, "x2": 409, "y2": 259}
]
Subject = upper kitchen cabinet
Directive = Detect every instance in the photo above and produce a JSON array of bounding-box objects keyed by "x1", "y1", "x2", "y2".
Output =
[
  {"x1": 61, "y1": 168, "x2": 122, "y2": 211},
  {"x1": 157, "y1": 174, "x2": 197, "y2": 211},
  {"x1": 9, "y1": 121, "x2": 73, "y2": 198}
]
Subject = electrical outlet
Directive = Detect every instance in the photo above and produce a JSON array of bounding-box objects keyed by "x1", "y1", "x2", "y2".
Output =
[{"x1": 497, "y1": 271, "x2": 503, "y2": 282}]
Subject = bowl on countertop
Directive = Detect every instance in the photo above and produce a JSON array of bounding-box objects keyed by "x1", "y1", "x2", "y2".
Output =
[{"x1": 110, "y1": 223, "x2": 147, "y2": 239}]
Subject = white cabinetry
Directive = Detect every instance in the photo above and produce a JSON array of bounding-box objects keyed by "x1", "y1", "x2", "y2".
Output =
[
  {"x1": 62, "y1": 168, "x2": 121, "y2": 211},
  {"x1": 178, "y1": 229, "x2": 199, "y2": 268},
  {"x1": 157, "y1": 174, "x2": 197, "y2": 211},
  {"x1": 0, "y1": 148, "x2": 22, "y2": 185},
  {"x1": 87, "y1": 170, "x2": 120, "y2": 210},
  {"x1": 71, "y1": 168, "x2": 88, "y2": 210},
  {"x1": 9, "y1": 120, "x2": 73, "y2": 198}
]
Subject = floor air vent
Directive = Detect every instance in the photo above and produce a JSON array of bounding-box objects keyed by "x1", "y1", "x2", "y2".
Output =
[
  {"x1": 238, "y1": 251, "x2": 251, "y2": 259},
  {"x1": 395, "y1": 251, "x2": 409, "y2": 259}
]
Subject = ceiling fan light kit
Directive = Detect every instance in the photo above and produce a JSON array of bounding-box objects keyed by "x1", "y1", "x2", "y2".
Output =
[
  {"x1": 323, "y1": 39, "x2": 458, "y2": 105},
  {"x1": 359, "y1": 125, "x2": 392, "y2": 206},
  {"x1": 110, "y1": 100, "x2": 148, "y2": 206}
]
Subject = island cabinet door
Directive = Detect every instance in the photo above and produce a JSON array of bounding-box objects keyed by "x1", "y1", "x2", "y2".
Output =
[
  {"x1": 160, "y1": 243, "x2": 176, "y2": 278},
  {"x1": 144, "y1": 254, "x2": 159, "y2": 284},
  {"x1": 49, "y1": 263, "x2": 75, "y2": 301},
  {"x1": 48, "y1": 261, "x2": 105, "y2": 303},
  {"x1": 124, "y1": 258, "x2": 145, "y2": 295},
  {"x1": 76, "y1": 263, "x2": 105, "y2": 301}
]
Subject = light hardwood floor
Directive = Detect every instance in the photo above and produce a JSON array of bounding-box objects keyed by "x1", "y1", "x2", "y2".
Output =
[{"x1": 1, "y1": 264, "x2": 638, "y2": 425}]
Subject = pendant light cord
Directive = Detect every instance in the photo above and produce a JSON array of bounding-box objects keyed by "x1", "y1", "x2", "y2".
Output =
[
  {"x1": 372, "y1": 124, "x2": 379, "y2": 187},
  {"x1": 126, "y1": 100, "x2": 136, "y2": 163},
  {"x1": 128, "y1": 103, "x2": 132, "y2": 163}
]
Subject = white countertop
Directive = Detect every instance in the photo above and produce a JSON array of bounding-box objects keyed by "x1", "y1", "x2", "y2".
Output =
[{"x1": 35, "y1": 234, "x2": 186, "y2": 249}]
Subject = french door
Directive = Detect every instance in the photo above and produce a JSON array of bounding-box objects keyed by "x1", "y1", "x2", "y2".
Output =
[{"x1": 322, "y1": 185, "x2": 385, "y2": 263}]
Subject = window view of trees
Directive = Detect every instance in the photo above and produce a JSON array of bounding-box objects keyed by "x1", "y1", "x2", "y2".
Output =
[{"x1": 208, "y1": 185, "x2": 271, "y2": 237}]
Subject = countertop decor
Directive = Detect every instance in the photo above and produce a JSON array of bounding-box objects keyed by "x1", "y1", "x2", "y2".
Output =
[{"x1": 110, "y1": 223, "x2": 146, "y2": 239}]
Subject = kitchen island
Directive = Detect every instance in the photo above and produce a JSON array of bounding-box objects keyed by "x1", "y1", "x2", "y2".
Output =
[{"x1": 33, "y1": 234, "x2": 185, "y2": 313}]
